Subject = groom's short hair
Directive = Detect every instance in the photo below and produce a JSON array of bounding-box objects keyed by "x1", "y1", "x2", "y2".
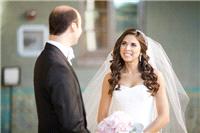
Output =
[{"x1": 49, "y1": 6, "x2": 78, "y2": 35}]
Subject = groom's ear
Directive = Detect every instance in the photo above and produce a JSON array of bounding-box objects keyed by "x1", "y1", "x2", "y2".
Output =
[{"x1": 70, "y1": 22, "x2": 77, "y2": 32}]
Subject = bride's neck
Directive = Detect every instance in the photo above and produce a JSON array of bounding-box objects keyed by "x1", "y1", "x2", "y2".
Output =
[{"x1": 123, "y1": 61, "x2": 139, "y2": 74}]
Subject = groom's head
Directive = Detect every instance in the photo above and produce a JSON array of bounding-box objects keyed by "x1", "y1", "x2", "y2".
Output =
[{"x1": 49, "y1": 5, "x2": 82, "y2": 44}]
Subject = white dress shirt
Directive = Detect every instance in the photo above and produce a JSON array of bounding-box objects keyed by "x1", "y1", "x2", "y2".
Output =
[{"x1": 47, "y1": 40, "x2": 75, "y2": 65}]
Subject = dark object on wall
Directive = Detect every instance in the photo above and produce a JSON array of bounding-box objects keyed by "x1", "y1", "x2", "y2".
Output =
[{"x1": 25, "y1": 9, "x2": 37, "y2": 21}]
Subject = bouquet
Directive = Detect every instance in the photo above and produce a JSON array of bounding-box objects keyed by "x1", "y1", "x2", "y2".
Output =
[{"x1": 97, "y1": 111, "x2": 144, "y2": 133}]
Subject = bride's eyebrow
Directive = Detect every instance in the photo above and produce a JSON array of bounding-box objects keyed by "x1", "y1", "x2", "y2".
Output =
[
  {"x1": 121, "y1": 41, "x2": 127, "y2": 43},
  {"x1": 131, "y1": 42, "x2": 137, "y2": 44},
  {"x1": 122, "y1": 41, "x2": 137, "y2": 44}
]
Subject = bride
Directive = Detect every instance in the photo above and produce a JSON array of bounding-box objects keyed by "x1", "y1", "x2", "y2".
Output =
[{"x1": 83, "y1": 28, "x2": 189, "y2": 133}]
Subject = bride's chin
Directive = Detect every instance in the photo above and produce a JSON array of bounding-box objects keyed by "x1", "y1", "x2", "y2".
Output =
[
  {"x1": 123, "y1": 58, "x2": 138, "y2": 63},
  {"x1": 123, "y1": 59, "x2": 133, "y2": 63},
  {"x1": 122, "y1": 56, "x2": 132, "y2": 61}
]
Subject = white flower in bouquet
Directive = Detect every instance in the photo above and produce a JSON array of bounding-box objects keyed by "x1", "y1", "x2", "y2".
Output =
[{"x1": 97, "y1": 111, "x2": 144, "y2": 133}]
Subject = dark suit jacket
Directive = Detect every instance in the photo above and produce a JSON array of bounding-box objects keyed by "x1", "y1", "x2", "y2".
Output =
[{"x1": 34, "y1": 43, "x2": 90, "y2": 133}]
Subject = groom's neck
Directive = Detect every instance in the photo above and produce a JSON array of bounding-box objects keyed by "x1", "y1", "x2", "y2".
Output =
[{"x1": 49, "y1": 34, "x2": 74, "y2": 47}]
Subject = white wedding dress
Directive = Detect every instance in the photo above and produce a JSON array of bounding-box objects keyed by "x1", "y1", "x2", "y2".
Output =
[
  {"x1": 84, "y1": 35, "x2": 189, "y2": 133},
  {"x1": 108, "y1": 84, "x2": 156, "y2": 130}
]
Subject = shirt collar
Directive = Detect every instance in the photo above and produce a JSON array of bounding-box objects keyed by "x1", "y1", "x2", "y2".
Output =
[{"x1": 47, "y1": 40, "x2": 75, "y2": 65}]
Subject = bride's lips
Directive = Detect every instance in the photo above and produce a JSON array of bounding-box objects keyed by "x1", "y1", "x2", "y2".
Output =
[{"x1": 123, "y1": 52, "x2": 133, "y2": 57}]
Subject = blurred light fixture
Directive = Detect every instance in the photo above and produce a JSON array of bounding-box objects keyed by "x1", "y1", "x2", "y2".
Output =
[
  {"x1": 2, "y1": 66, "x2": 21, "y2": 87},
  {"x1": 1, "y1": 66, "x2": 21, "y2": 133}
]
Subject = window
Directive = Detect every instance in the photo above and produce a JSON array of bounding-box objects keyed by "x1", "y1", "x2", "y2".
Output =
[
  {"x1": 17, "y1": 25, "x2": 48, "y2": 57},
  {"x1": 114, "y1": 0, "x2": 140, "y2": 36},
  {"x1": 77, "y1": 0, "x2": 142, "y2": 66}
]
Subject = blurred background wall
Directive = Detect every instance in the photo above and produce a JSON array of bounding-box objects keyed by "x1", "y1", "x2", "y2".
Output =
[{"x1": 1, "y1": 0, "x2": 199, "y2": 133}]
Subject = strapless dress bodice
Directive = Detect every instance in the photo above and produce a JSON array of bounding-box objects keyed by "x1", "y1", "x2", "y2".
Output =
[{"x1": 109, "y1": 84, "x2": 156, "y2": 129}]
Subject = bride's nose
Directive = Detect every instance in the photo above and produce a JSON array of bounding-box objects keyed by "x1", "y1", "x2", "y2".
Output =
[{"x1": 124, "y1": 44, "x2": 132, "y2": 50}]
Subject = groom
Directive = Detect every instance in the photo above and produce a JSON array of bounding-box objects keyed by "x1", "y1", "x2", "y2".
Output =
[{"x1": 34, "y1": 5, "x2": 90, "y2": 133}]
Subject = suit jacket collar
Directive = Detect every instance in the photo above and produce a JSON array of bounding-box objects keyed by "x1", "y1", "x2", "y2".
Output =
[
  {"x1": 45, "y1": 41, "x2": 74, "y2": 65},
  {"x1": 44, "y1": 43, "x2": 80, "y2": 87}
]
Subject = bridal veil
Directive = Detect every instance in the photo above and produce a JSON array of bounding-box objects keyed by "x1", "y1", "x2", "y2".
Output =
[{"x1": 83, "y1": 30, "x2": 189, "y2": 133}]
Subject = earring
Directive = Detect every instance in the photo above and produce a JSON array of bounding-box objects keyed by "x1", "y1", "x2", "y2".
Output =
[{"x1": 139, "y1": 54, "x2": 142, "y2": 62}]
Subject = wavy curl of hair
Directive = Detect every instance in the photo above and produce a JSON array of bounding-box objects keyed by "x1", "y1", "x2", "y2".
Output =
[{"x1": 108, "y1": 28, "x2": 159, "y2": 96}]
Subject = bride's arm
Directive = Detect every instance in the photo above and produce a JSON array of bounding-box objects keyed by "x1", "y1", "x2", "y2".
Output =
[
  {"x1": 143, "y1": 71, "x2": 170, "y2": 133},
  {"x1": 97, "y1": 73, "x2": 112, "y2": 123}
]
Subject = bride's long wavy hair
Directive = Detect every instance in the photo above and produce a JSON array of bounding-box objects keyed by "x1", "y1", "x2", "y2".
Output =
[{"x1": 108, "y1": 28, "x2": 159, "y2": 96}]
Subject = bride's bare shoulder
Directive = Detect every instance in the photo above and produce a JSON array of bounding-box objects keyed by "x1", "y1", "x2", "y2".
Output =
[
  {"x1": 154, "y1": 69, "x2": 165, "y2": 86},
  {"x1": 102, "y1": 72, "x2": 111, "y2": 88},
  {"x1": 101, "y1": 72, "x2": 112, "y2": 95},
  {"x1": 104, "y1": 72, "x2": 111, "y2": 80},
  {"x1": 154, "y1": 69, "x2": 162, "y2": 77}
]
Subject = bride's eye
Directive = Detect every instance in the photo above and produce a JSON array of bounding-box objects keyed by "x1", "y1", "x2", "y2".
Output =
[
  {"x1": 121, "y1": 42, "x2": 127, "y2": 47},
  {"x1": 131, "y1": 43, "x2": 136, "y2": 47}
]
